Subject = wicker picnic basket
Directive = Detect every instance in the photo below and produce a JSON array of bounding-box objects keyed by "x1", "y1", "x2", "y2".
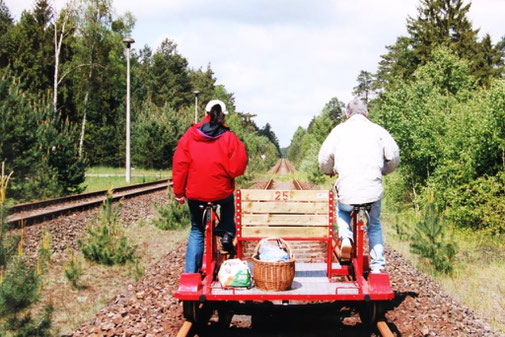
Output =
[{"x1": 252, "y1": 237, "x2": 295, "y2": 291}]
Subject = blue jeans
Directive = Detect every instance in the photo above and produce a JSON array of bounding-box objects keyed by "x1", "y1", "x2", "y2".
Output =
[
  {"x1": 184, "y1": 194, "x2": 236, "y2": 273},
  {"x1": 336, "y1": 199, "x2": 385, "y2": 271}
]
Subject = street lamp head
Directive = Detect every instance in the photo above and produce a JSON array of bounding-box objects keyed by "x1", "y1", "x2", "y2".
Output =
[
  {"x1": 193, "y1": 90, "x2": 200, "y2": 96},
  {"x1": 122, "y1": 37, "x2": 135, "y2": 48}
]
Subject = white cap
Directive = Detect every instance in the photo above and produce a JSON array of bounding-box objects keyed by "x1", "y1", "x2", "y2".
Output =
[{"x1": 205, "y1": 99, "x2": 228, "y2": 115}]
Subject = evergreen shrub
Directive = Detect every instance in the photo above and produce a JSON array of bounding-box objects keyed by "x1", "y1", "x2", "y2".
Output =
[
  {"x1": 64, "y1": 250, "x2": 83, "y2": 290},
  {"x1": 410, "y1": 201, "x2": 457, "y2": 274},
  {"x1": 0, "y1": 163, "x2": 53, "y2": 336},
  {"x1": 0, "y1": 71, "x2": 85, "y2": 202},
  {"x1": 152, "y1": 192, "x2": 190, "y2": 230},
  {"x1": 78, "y1": 191, "x2": 136, "y2": 265}
]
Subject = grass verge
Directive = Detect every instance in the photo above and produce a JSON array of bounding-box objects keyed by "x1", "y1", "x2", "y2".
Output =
[
  {"x1": 82, "y1": 167, "x2": 171, "y2": 193},
  {"x1": 38, "y1": 219, "x2": 187, "y2": 335},
  {"x1": 382, "y1": 210, "x2": 505, "y2": 333}
]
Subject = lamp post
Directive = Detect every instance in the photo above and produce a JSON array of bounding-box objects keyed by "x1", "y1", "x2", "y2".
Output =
[
  {"x1": 122, "y1": 37, "x2": 134, "y2": 183},
  {"x1": 193, "y1": 90, "x2": 200, "y2": 123}
]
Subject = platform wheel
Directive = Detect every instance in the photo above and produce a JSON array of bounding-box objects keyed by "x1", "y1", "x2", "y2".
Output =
[
  {"x1": 251, "y1": 311, "x2": 273, "y2": 331},
  {"x1": 182, "y1": 301, "x2": 212, "y2": 325},
  {"x1": 217, "y1": 309, "x2": 233, "y2": 328},
  {"x1": 358, "y1": 301, "x2": 379, "y2": 325}
]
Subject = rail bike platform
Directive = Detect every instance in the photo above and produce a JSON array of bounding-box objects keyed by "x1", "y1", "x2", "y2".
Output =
[{"x1": 175, "y1": 189, "x2": 394, "y2": 324}]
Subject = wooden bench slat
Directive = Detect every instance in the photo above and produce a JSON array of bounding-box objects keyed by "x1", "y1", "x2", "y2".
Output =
[
  {"x1": 241, "y1": 226, "x2": 329, "y2": 238},
  {"x1": 239, "y1": 189, "x2": 330, "y2": 202},
  {"x1": 242, "y1": 214, "x2": 329, "y2": 226},
  {"x1": 241, "y1": 201, "x2": 328, "y2": 214}
]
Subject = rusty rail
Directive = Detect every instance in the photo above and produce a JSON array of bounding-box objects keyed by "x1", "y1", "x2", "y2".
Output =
[{"x1": 7, "y1": 179, "x2": 171, "y2": 226}]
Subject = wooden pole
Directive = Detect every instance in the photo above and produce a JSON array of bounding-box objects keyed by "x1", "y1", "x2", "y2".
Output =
[
  {"x1": 377, "y1": 320, "x2": 394, "y2": 337},
  {"x1": 176, "y1": 321, "x2": 192, "y2": 337}
]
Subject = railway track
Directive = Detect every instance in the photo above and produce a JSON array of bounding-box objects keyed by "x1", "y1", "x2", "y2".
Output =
[
  {"x1": 6, "y1": 179, "x2": 171, "y2": 226},
  {"x1": 266, "y1": 158, "x2": 303, "y2": 190},
  {"x1": 63, "y1": 159, "x2": 501, "y2": 337}
]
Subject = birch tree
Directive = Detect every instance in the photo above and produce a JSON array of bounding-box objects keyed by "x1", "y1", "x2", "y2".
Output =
[{"x1": 53, "y1": 0, "x2": 76, "y2": 120}]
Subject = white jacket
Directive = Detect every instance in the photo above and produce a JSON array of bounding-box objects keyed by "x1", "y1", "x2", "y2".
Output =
[{"x1": 318, "y1": 114, "x2": 399, "y2": 204}]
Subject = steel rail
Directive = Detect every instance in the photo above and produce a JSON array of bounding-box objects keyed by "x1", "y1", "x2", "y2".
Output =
[
  {"x1": 7, "y1": 179, "x2": 171, "y2": 226},
  {"x1": 264, "y1": 159, "x2": 283, "y2": 190},
  {"x1": 292, "y1": 179, "x2": 303, "y2": 190}
]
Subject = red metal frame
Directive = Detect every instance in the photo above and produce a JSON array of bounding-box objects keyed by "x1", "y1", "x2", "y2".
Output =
[{"x1": 175, "y1": 189, "x2": 394, "y2": 304}]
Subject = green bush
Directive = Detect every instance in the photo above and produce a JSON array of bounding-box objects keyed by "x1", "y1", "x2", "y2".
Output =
[
  {"x1": 374, "y1": 47, "x2": 505, "y2": 236},
  {"x1": 0, "y1": 72, "x2": 85, "y2": 202},
  {"x1": 64, "y1": 250, "x2": 83, "y2": 290},
  {"x1": 0, "y1": 163, "x2": 53, "y2": 336},
  {"x1": 130, "y1": 260, "x2": 145, "y2": 281},
  {"x1": 79, "y1": 191, "x2": 136, "y2": 265},
  {"x1": 37, "y1": 230, "x2": 52, "y2": 273},
  {"x1": 132, "y1": 102, "x2": 189, "y2": 169},
  {"x1": 439, "y1": 172, "x2": 505, "y2": 234},
  {"x1": 152, "y1": 192, "x2": 190, "y2": 230},
  {"x1": 410, "y1": 201, "x2": 457, "y2": 274},
  {"x1": 0, "y1": 257, "x2": 41, "y2": 317}
]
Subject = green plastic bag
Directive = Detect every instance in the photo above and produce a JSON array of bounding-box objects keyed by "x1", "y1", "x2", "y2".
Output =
[{"x1": 218, "y1": 258, "x2": 251, "y2": 287}]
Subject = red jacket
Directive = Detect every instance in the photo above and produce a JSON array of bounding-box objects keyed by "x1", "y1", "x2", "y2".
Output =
[{"x1": 172, "y1": 116, "x2": 248, "y2": 201}]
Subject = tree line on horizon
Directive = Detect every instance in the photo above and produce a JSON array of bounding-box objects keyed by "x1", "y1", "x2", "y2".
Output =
[
  {"x1": 0, "y1": 0, "x2": 281, "y2": 202},
  {"x1": 288, "y1": 0, "x2": 505, "y2": 237}
]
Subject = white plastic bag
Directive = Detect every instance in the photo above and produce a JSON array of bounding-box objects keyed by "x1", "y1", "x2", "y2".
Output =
[
  {"x1": 218, "y1": 258, "x2": 251, "y2": 288},
  {"x1": 258, "y1": 238, "x2": 290, "y2": 262}
]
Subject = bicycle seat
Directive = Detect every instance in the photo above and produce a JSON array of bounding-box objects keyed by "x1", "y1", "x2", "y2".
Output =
[
  {"x1": 198, "y1": 202, "x2": 218, "y2": 210},
  {"x1": 350, "y1": 202, "x2": 373, "y2": 211}
]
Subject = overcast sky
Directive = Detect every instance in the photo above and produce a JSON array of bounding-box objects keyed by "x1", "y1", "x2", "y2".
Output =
[{"x1": 5, "y1": 0, "x2": 505, "y2": 147}]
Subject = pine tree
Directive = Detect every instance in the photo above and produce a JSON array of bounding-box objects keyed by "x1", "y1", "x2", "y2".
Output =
[
  {"x1": 375, "y1": 0, "x2": 504, "y2": 90},
  {"x1": 188, "y1": 64, "x2": 217, "y2": 119},
  {"x1": 0, "y1": 71, "x2": 85, "y2": 201},
  {"x1": 79, "y1": 191, "x2": 136, "y2": 265},
  {"x1": 147, "y1": 39, "x2": 193, "y2": 110},
  {"x1": 0, "y1": 0, "x2": 14, "y2": 68},
  {"x1": 471, "y1": 34, "x2": 505, "y2": 86},
  {"x1": 258, "y1": 123, "x2": 281, "y2": 156},
  {"x1": 152, "y1": 191, "x2": 190, "y2": 230},
  {"x1": 7, "y1": 0, "x2": 54, "y2": 98},
  {"x1": 352, "y1": 71, "x2": 375, "y2": 104},
  {"x1": 0, "y1": 163, "x2": 53, "y2": 336},
  {"x1": 375, "y1": 36, "x2": 417, "y2": 89},
  {"x1": 410, "y1": 201, "x2": 457, "y2": 274},
  {"x1": 407, "y1": 0, "x2": 477, "y2": 63}
]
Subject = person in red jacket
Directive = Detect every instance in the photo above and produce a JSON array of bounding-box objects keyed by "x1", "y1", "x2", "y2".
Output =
[{"x1": 172, "y1": 99, "x2": 247, "y2": 273}]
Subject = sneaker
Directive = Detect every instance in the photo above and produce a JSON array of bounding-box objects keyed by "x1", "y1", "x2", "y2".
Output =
[
  {"x1": 340, "y1": 238, "x2": 352, "y2": 260},
  {"x1": 221, "y1": 233, "x2": 235, "y2": 254}
]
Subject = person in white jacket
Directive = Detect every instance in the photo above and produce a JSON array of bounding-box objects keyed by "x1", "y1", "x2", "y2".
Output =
[{"x1": 318, "y1": 98, "x2": 399, "y2": 273}]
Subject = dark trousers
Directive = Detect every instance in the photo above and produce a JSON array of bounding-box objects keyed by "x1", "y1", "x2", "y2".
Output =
[{"x1": 185, "y1": 194, "x2": 236, "y2": 272}]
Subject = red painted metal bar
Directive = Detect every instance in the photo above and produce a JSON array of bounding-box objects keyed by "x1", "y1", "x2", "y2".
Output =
[
  {"x1": 357, "y1": 212, "x2": 364, "y2": 275},
  {"x1": 203, "y1": 204, "x2": 217, "y2": 279},
  {"x1": 235, "y1": 191, "x2": 243, "y2": 259},
  {"x1": 176, "y1": 291, "x2": 393, "y2": 302},
  {"x1": 327, "y1": 190, "x2": 334, "y2": 278},
  {"x1": 237, "y1": 237, "x2": 329, "y2": 242},
  {"x1": 331, "y1": 264, "x2": 351, "y2": 276}
]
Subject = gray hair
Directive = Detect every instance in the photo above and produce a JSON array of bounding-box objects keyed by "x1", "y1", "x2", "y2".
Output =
[{"x1": 346, "y1": 98, "x2": 368, "y2": 117}]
